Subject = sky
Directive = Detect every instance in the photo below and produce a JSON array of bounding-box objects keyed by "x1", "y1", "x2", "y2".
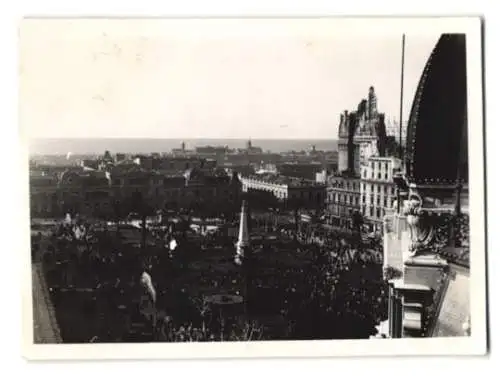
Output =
[{"x1": 19, "y1": 19, "x2": 440, "y2": 140}]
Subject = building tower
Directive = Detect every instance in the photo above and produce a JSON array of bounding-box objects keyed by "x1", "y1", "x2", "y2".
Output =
[
  {"x1": 337, "y1": 110, "x2": 350, "y2": 173},
  {"x1": 181, "y1": 141, "x2": 186, "y2": 152},
  {"x1": 368, "y1": 86, "x2": 378, "y2": 120},
  {"x1": 235, "y1": 200, "x2": 250, "y2": 265}
]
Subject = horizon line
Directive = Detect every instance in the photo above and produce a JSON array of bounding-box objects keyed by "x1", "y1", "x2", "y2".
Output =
[{"x1": 28, "y1": 136, "x2": 341, "y2": 141}]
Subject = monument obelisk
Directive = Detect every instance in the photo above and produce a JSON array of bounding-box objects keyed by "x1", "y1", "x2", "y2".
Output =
[
  {"x1": 235, "y1": 199, "x2": 253, "y2": 317},
  {"x1": 235, "y1": 200, "x2": 250, "y2": 265}
]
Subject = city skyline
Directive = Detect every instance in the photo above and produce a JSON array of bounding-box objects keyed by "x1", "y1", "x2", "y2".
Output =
[{"x1": 20, "y1": 19, "x2": 437, "y2": 141}]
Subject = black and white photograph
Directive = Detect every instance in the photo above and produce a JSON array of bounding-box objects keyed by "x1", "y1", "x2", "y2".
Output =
[{"x1": 19, "y1": 17, "x2": 487, "y2": 359}]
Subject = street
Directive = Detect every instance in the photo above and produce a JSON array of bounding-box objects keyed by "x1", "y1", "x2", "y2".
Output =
[{"x1": 32, "y1": 263, "x2": 62, "y2": 343}]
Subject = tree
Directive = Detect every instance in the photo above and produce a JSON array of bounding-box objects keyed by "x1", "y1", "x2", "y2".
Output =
[
  {"x1": 351, "y1": 210, "x2": 364, "y2": 243},
  {"x1": 111, "y1": 198, "x2": 128, "y2": 237},
  {"x1": 286, "y1": 196, "x2": 305, "y2": 242},
  {"x1": 129, "y1": 191, "x2": 155, "y2": 252}
]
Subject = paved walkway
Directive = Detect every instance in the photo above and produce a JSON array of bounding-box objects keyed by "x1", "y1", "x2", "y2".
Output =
[{"x1": 32, "y1": 263, "x2": 62, "y2": 343}]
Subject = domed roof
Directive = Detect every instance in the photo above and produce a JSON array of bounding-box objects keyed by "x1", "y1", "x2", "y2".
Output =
[{"x1": 405, "y1": 34, "x2": 468, "y2": 186}]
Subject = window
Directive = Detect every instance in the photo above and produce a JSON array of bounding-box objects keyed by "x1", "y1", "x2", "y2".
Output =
[
  {"x1": 370, "y1": 207, "x2": 374, "y2": 217},
  {"x1": 376, "y1": 208, "x2": 380, "y2": 218},
  {"x1": 384, "y1": 197, "x2": 387, "y2": 207},
  {"x1": 376, "y1": 197, "x2": 380, "y2": 206},
  {"x1": 378, "y1": 162, "x2": 381, "y2": 171},
  {"x1": 370, "y1": 196, "x2": 374, "y2": 205},
  {"x1": 377, "y1": 173, "x2": 381, "y2": 179},
  {"x1": 384, "y1": 173, "x2": 388, "y2": 180},
  {"x1": 362, "y1": 196, "x2": 366, "y2": 203},
  {"x1": 383, "y1": 186, "x2": 387, "y2": 194},
  {"x1": 377, "y1": 185, "x2": 381, "y2": 193}
]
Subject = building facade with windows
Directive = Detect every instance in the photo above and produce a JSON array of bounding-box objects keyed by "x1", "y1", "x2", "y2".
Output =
[
  {"x1": 240, "y1": 174, "x2": 326, "y2": 210},
  {"x1": 29, "y1": 162, "x2": 242, "y2": 219},
  {"x1": 326, "y1": 173, "x2": 361, "y2": 228},
  {"x1": 360, "y1": 156, "x2": 402, "y2": 233},
  {"x1": 30, "y1": 169, "x2": 113, "y2": 218}
]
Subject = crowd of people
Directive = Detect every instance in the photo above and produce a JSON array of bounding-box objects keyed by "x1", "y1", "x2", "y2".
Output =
[{"x1": 31, "y1": 207, "x2": 387, "y2": 343}]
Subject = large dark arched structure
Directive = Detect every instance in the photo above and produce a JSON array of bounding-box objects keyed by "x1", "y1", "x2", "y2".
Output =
[{"x1": 405, "y1": 34, "x2": 468, "y2": 187}]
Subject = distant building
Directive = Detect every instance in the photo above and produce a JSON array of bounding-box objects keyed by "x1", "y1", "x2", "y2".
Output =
[
  {"x1": 133, "y1": 155, "x2": 154, "y2": 170},
  {"x1": 277, "y1": 162, "x2": 324, "y2": 180},
  {"x1": 29, "y1": 174, "x2": 60, "y2": 216},
  {"x1": 102, "y1": 150, "x2": 114, "y2": 163},
  {"x1": 195, "y1": 145, "x2": 227, "y2": 155},
  {"x1": 29, "y1": 169, "x2": 112, "y2": 217},
  {"x1": 115, "y1": 153, "x2": 127, "y2": 162},
  {"x1": 80, "y1": 159, "x2": 99, "y2": 171},
  {"x1": 240, "y1": 173, "x2": 326, "y2": 210},
  {"x1": 30, "y1": 163, "x2": 242, "y2": 219},
  {"x1": 153, "y1": 156, "x2": 206, "y2": 172},
  {"x1": 172, "y1": 141, "x2": 193, "y2": 155},
  {"x1": 224, "y1": 165, "x2": 256, "y2": 177},
  {"x1": 256, "y1": 163, "x2": 278, "y2": 175}
]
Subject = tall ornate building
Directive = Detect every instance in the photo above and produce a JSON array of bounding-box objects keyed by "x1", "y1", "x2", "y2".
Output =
[
  {"x1": 378, "y1": 34, "x2": 473, "y2": 339},
  {"x1": 337, "y1": 87, "x2": 387, "y2": 175},
  {"x1": 328, "y1": 87, "x2": 389, "y2": 229}
]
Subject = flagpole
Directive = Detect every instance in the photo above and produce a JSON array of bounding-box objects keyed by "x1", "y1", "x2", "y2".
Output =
[
  {"x1": 397, "y1": 34, "x2": 406, "y2": 214},
  {"x1": 399, "y1": 34, "x2": 405, "y2": 161}
]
